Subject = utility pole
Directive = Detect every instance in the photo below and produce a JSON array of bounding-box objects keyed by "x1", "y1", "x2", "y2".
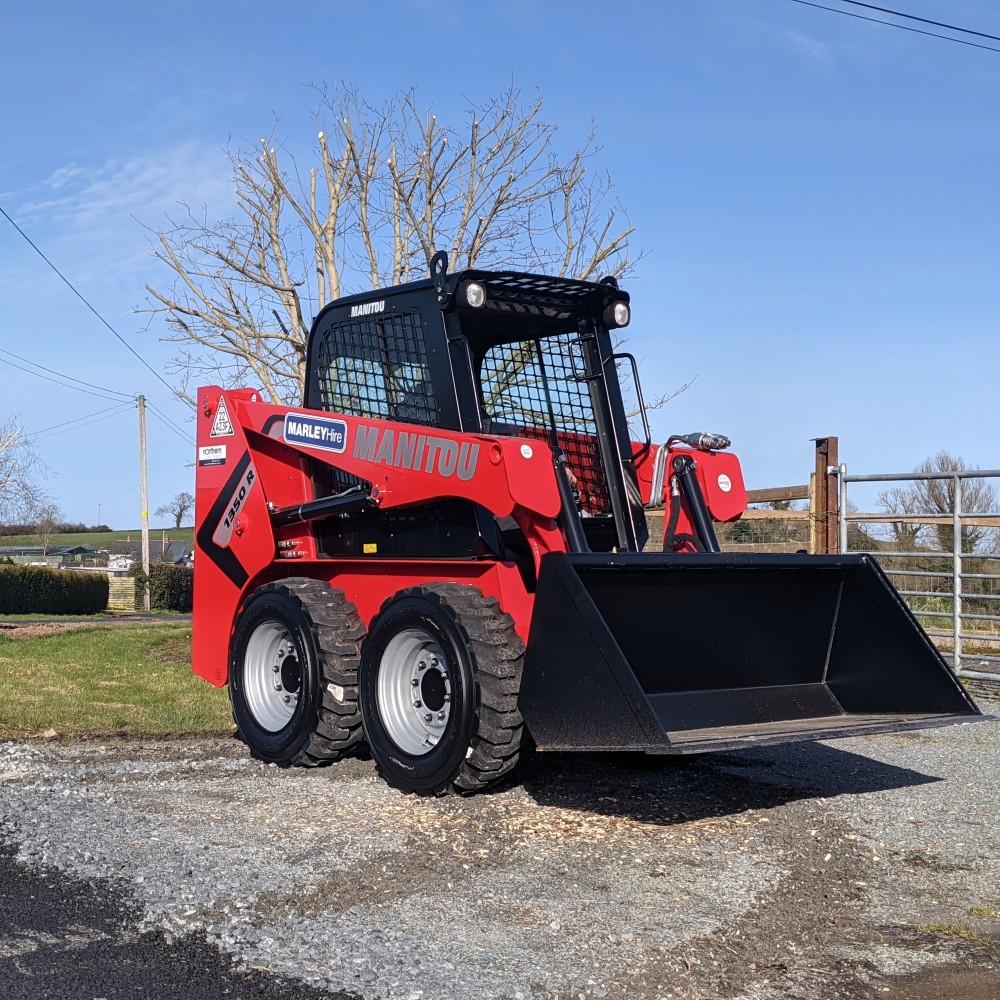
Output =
[{"x1": 138, "y1": 394, "x2": 150, "y2": 612}]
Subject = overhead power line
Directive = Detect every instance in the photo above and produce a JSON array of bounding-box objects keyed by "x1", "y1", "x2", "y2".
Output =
[
  {"x1": 839, "y1": 1, "x2": 1000, "y2": 43},
  {"x1": 145, "y1": 399, "x2": 195, "y2": 444},
  {"x1": 0, "y1": 353, "x2": 127, "y2": 403},
  {"x1": 32, "y1": 402, "x2": 135, "y2": 438},
  {"x1": 0, "y1": 347, "x2": 132, "y2": 402},
  {"x1": 33, "y1": 402, "x2": 137, "y2": 443},
  {"x1": 0, "y1": 206, "x2": 196, "y2": 408},
  {"x1": 788, "y1": 0, "x2": 1000, "y2": 53}
]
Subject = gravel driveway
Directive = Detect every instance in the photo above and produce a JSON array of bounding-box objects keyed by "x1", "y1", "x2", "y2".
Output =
[{"x1": 1, "y1": 705, "x2": 998, "y2": 1000}]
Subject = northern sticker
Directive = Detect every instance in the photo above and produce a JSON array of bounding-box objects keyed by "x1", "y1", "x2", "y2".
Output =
[
  {"x1": 520, "y1": 444, "x2": 533, "y2": 459},
  {"x1": 717, "y1": 474, "x2": 733, "y2": 493},
  {"x1": 199, "y1": 444, "x2": 227, "y2": 466}
]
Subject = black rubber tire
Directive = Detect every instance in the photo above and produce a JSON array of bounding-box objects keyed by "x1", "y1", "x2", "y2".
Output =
[
  {"x1": 359, "y1": 583, "x2": 524, "y2": 796},
  {"x1": 229, "y1": 578, "x2": 364, "y2": 767}
]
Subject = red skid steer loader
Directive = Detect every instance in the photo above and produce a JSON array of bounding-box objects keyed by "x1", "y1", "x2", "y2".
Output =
[{"x1": 192, "y1": 253, "x2": 983, "y2": 795}]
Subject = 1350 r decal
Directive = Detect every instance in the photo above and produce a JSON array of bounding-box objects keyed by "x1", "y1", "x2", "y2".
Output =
[
  {"x1": 196, "y1": 452, "x2": 256, "y2": 587},
  {"x1": 223, "y1": 466, "x2": 256, "y2": 532}
]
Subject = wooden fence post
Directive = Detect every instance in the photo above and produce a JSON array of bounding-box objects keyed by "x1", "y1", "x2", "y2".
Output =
[{"x1": 812, "y1": 437, "x2": 840, "y2": 554}]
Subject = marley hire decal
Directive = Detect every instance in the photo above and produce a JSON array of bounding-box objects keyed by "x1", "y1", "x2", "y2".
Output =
[{"x1": 353, "y1": 425, "x2": 479, "y2": 481}]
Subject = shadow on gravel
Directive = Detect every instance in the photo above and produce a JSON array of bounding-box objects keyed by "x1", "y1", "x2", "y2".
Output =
[{"x1": 516, "y1": 740, "x2": 939, "y2": 825}]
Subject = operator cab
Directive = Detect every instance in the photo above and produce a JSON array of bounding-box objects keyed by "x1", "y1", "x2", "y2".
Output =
[{"x1": 302, "y1": 254, "x2": 649, "y2": 563}]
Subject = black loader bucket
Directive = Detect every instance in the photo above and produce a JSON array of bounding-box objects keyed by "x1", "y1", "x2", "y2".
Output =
[{"x1": 519, "y1": 552, "x2": 985, "y2": 753}]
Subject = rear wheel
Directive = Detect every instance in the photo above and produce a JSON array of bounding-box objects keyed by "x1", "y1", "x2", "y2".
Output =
[
  {"x1": 360, "y1": 583, "x2": 524, "y2": 795},
  {"x1": 230, "y1": 578, "x2": 364, "y2": 766}
]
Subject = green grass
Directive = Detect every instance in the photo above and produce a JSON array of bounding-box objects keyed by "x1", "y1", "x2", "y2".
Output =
[
  {"x1": 0, "y1": 623, "x2": 232, "y2": 739},
  {"x1": 915, "y1": 923, "x2": 997, "y2": 948},
  {"x1": 0, "y1": 527, "x2": 194, "y2": 549}
]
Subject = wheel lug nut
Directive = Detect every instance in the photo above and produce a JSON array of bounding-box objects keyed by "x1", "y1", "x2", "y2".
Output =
[
  {"x1": 430, "y1": 657, "x2": 439, "y2": 668},
  {"x1": 418, "y1": 661, "x2": 426, "y2": 671},
  {"x1": 423, "y1": 713, "x2": 432, "y2": 722},
  {"x1": 283, "y1": 695, "x2": 291, "y2": 704},
  {"x1": 272, "y1": 665, "x2": 280, "y2": 672},
  {"x1": 411, "y1": 678, "x2": 420, "y2": 687},
  {"x1": 437, "y1": 712, "x2": 445, "y2": 721},
  {"x1": 414, "y1": 700, "x2": 422, "y2": 708}
]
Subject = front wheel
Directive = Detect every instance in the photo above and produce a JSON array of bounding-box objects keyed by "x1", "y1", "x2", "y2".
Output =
[
  {"x1": 359, "y1": 584, "x2": 524, "y2": 795},
  {"x1": 229, "y1": 579, "x2": 364, "y2": 766}
]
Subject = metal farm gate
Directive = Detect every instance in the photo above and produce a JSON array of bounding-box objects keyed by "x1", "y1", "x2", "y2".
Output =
[{"x1": 837, "y1": 467, "x2": 1000, "y2": 682}]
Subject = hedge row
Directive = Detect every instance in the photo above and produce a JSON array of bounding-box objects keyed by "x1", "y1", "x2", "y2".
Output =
[
  {"x1": 0, "y1": 565, "x2": 110, "y2": 614},
  {"x1": 130, "y1": 563, "x2": 194, "y2": 612},
  {"x1": 0, "y1": 521, "x2": 111, "y2": 536}
]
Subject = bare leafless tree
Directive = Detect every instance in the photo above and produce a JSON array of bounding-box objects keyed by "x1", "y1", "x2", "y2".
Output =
[
  {"x1": 878, "y1": 451, "x2": 998, "y2": 554},
  {"x1": 155, "y1": 491, "x2": 194, "y2": 529},
  {"x1": 142, "y1": 85, "x2": 648, "y2": 406},
  {"x1": 34, "y1": 502, "x2": 62, "y2": 556},
  {"x1": 0, "y1": 416, "x2": 49, "y2": 524}
]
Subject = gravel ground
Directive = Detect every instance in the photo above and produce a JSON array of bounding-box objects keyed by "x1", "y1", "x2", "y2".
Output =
[{"x1": 1, "y1": 705, "x2": 998, "y2": 1000}]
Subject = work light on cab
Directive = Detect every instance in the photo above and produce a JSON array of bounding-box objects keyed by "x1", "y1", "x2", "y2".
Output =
[
  {"x1": 458, "y1": 280, "x2": 486, "y2": 308},
  {"x1": 604, "y1": 300, "x2": 630, "y2": 328}
]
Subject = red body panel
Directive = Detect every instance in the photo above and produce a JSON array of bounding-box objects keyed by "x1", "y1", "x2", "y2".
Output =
[
  {"x1": 686, "y1": 449, "x2": 747, "y2": 522},
  {"x1": 193, "y1": 387, "x2": 563, "y2": 686}
]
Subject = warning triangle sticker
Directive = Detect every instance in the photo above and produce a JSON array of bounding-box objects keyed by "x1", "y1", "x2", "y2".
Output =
[{"x1": 210, "y1": 398, "x2": 234, "y2": 438}]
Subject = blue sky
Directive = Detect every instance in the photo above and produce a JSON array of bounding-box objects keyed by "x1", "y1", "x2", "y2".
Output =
[{"x1": 2, "y1": 0, "x2": 998, "y2": 527}]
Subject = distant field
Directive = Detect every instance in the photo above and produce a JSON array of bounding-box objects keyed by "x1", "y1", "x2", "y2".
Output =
[{"x1": 0, "y1": 528, "x2": 195, "y2": 549}]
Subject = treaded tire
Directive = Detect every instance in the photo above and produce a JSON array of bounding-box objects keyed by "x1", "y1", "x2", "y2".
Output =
[
  {"x1": 359, "y1": 583, "x2": 524, "y2": 796},
  {"x1": 230, "y1": 578, "x2": 364, "y2": 767}
]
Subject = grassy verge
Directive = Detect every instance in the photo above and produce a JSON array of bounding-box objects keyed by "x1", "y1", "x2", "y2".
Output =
[{"x1": 0, "y1": 623, "x2": 232, "y2": 739}]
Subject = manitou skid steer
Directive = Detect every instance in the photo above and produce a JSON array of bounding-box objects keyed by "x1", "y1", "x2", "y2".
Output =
[{"x1": 193, "y1": 254, "x2": 983, "y2": 795}]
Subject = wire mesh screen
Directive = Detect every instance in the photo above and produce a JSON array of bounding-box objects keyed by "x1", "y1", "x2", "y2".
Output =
[
  {"x1": 480, "y1": 334, "x2": 611, "y2": 514},
  {"x1": 316, "y1": 310, "x2": 438, "y2": 427}
]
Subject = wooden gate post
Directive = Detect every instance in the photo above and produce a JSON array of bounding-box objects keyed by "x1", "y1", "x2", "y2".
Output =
[{"x1": 811, "y1": 437, "x2": 840, "y2": 555}]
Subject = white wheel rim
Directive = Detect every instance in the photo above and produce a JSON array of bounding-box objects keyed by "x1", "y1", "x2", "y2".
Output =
[
  {"x1": 244, "y1": 620, "x2": 301, "y2": 732},
  {"x1": 377, "y1": 627, "x2": 452, "y2": 756}
]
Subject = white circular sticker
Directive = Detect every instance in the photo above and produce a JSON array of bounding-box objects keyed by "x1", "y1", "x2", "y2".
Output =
[
  {"x1": 717, "y1": 473, "x2": 732, "y2": 493},
  {"x1": 520, "y1": 444, "x2": 533, "y2": 459}
]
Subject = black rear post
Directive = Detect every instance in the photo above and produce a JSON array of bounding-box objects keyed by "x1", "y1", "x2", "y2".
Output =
[{"x1": 574, "y1": 317, "x2": 648, "y2": 553}]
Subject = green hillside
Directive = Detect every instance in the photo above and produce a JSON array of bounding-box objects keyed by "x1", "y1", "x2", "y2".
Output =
[{"x1": 0, "y1": 528, "x2": 195, "y2": 550}]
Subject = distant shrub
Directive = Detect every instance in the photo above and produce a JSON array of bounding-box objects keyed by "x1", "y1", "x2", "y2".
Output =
[
  {"x1": 55, "y1": 521, "x2": 112, "y2": 534},
  {"x1": 130, "y1": 563, "x2": 193, "y2": 612},
  {"x1": 0, "y1": 566, "x2": 109, "y2": 614}
]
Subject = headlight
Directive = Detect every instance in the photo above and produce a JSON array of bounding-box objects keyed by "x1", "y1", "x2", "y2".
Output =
[
  {"x1": 459, "y1": 280, "x2": 487, "y2": 309},
  {"x1": 603, "y1": 300, "x2": 630, "y2": 328}
]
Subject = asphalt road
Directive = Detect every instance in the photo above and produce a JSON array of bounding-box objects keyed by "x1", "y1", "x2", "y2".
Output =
[{"x1": 0, "y1": 844, "x2": 347, "y2": 1000}]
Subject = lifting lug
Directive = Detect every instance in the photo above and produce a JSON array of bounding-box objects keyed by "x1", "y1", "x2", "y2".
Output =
[{"x1": 430, "y1": 249, "x2": 449, "y2": 304}]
